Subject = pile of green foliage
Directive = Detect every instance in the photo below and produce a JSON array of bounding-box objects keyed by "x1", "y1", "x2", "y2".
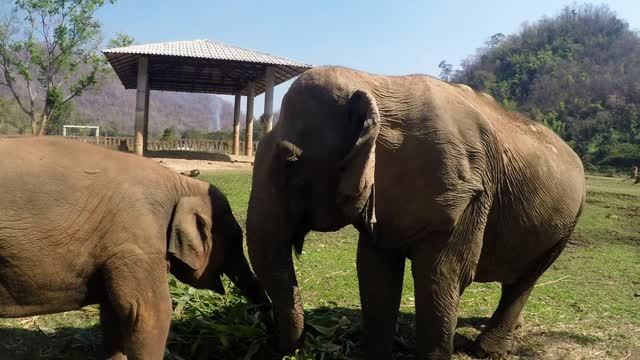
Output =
[
  {"x1": 166, "y1": 277, "x2": 359, "y2": 360},
  {"x1": 447, "y1": 4, "x2": 640, "y2": 169}
]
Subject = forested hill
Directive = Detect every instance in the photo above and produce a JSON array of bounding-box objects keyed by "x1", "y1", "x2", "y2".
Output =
[{"x1": 450, "y1": 4, "x2": 640, "y2": 168}]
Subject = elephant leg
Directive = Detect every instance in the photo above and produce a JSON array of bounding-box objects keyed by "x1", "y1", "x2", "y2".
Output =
[
  {"x1": 357, "y1": 232, "x2": 406, "y2": 360},
  {"x1": 100, "y1": 301, "x2": 126, "y2": 359},
  {"x1": 410, "y1": 236, "x2": 466, "y2": 360},
  {"x1": 412, "y1": 200, "x2": 490, "y2": 359},
  {"x1": 104, "y1": 258, "x2": 172, "y2": 360},
  {"x1": 474, "y1": 229, "x2": 573, "y2": 358},
  {"x1": 472, "y1": 281, "x2": 533, "y2": 358}
]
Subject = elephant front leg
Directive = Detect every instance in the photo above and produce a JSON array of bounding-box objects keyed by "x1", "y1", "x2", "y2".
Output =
[
  {"x1": 411, "y1": 237, "x2": 466, "y2": 360},
  {"x1": 411, "y1": 199, "x2": 490, "y2": 359},
  {"x1": 100, "y1": 301, "x2": 126, "y2": 359},
  {"x1": 357, "y1": 232, "x2": 406, "y2": 360},
  {"x1": 103, "y1": 258, "x2": 173, "y2": 360}
]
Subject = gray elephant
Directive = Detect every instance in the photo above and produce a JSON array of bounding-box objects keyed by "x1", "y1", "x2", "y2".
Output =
[
  {"x1": 246, "y1": 66, "x2": 585, "y2": 359},
  {"x1": 0, "y1": 137, "x2": 267, "y2": 359}
]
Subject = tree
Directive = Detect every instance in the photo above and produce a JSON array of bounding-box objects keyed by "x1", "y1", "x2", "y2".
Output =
[
  {"x1": 0, "y1": 96, "x2": 30, "y2": 134},
  {"x1": 438, "y1": 60, "x2": 453, "y2": 82},
  {"x1": 485, "y1": 32, "x2": 505, "y2": 47},
  {"x1": 107, "y1": 32, "x2": 135, "y2": 49},
  {"x1": 451, "y1": 3, "x2": 640, "y2": 168},
  {"x1": 0, "y1": 0, "x2": 117, "y2": 136},
  {"x1": 160, "y1": 127, "x2": 178, "y2": 142}
]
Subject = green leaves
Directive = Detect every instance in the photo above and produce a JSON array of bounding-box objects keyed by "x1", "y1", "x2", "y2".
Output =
[
  {"x1": 166, "y1": 275, "x2": 363, "y2": 360},
  {"x1": 167, "y1": 276, "x2": 271, "y2": 360},
  {"x1": 107, "y1": 32, "x2": 135, "y2": 48},
  {"x1": 453, "y1": 3, "x2": 640, "y2": 169},
  {"x1": 0, "y1": 0, "x2": 118, "y2": 134}
]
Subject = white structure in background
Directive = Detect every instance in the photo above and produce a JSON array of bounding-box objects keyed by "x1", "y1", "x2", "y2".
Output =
[{"x1": 62, "y1": 125, "x2": 100, "y2": 138}]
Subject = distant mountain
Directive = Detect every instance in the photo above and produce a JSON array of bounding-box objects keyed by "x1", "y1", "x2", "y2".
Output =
[
  {"x1": 73, "y1": 72, "x2": 237, "y2": 136},
  {"x1": 0, "y1": 68, "x2": 283, "y2": 137}
]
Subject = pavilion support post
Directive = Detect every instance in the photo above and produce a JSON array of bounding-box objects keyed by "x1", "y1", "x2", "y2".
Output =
[
  {"x1": 232, "y1": 92, "x2": 241, "y2": 155},
  {"x1": 143, "y1": 76, "x2": 150, "y2": 153},
  {"x1": 263, "y1": 66, "x2": 275, "y2": 135},
  {"x1": 245, "y1": 81, "x2": 255, "y2": 156},
  {"x1": 134, "y1": 56, "x2": 150, "y2": 156}
]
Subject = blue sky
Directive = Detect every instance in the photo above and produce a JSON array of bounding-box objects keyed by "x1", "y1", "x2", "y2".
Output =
[{"x1": 96, "y1": 0, "x2": 640, "y2": 118}]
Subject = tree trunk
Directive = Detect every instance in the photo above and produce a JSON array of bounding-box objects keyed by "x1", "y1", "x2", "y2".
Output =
[
  {"x1": 632, "y1": 166, "x2": 638, "y2": 180},
  {"x1": 36, "y1": 114, "x2": 48, "y2": 136}
]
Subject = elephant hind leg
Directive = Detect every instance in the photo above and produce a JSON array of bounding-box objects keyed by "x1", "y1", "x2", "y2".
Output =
[
  {"x1": 472, "y1": 281, "x2": 534, "y2": 358},
  {"x1": 473, "y1": 224, "x2": 575, "y2": 358}
]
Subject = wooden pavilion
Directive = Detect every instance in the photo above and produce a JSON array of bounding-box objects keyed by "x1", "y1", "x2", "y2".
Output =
[{"x1": 102, "y1": 39, "x2": 312, "y2": 156}]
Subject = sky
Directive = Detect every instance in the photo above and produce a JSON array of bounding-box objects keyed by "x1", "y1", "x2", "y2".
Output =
[{"x1": 96, "y1": 0, "x2": 640, "y2": 120}]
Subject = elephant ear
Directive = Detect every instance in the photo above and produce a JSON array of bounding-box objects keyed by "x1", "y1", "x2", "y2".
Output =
[
  {"x1": 338, "y1": 90, "x2": 380, "y2": 227},
  {"x1": 168, "y1": 196, "x2": 212, "y2": 271}
]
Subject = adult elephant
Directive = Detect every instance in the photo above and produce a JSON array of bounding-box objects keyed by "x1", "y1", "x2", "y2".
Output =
[
  {"x1": 0, "y1": 137, "x2": 267, "y2": 360},
  {"x1": 246, "y1": 67, "x2": 585, "y2": 359}
]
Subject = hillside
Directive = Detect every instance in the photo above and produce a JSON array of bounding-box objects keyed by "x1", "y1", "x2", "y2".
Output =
[
  {"x1": 451, "y1": 4, "x2": 640, "y2": 168},
  {"x1": 69, "y1": 72, "x2": 237, "y2": 136},
  {"x1": 0, "y1": 71, "x2": 240, "y2": 137}
]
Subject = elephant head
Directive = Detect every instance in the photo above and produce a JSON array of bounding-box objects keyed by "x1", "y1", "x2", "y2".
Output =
[
  {"x1": 169, "y1": 186, "x2": 268, "y2": 304},
  {"x1": 247, "y1": 69, "x2": 380, "y2": 353}
]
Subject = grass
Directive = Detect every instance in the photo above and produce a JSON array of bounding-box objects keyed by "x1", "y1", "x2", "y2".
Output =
[{"x1": 1, "y1": 173, "x2": 639, "y2": 359}]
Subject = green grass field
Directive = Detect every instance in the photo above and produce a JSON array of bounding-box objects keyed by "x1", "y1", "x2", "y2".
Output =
[{"x1": 0, "y1": 173, "x2": 638, "y2": 359}]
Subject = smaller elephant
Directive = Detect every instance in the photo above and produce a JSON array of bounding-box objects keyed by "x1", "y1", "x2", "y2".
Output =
[{"x1": 0, "y1": 137, "x2": 267, "y2": 359}]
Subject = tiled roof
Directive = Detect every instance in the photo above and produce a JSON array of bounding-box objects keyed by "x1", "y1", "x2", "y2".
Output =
[
  {"x1": 102, "y1": 40, "x2": 311, "y2": 95},
  {"x1": 103, "y1": 39, "x2": 311, "y2": 68}
]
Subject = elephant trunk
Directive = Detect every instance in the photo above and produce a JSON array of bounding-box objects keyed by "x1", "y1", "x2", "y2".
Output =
[
  {"x1": 247, "y1": 197, "x2": 304, "y2": 354},
  {"x1": 248, "y1": 240, "x2": 304, "y2": 354},
  {"x1": 223, "y1": 255, "x2": 269, "y2": 305}
]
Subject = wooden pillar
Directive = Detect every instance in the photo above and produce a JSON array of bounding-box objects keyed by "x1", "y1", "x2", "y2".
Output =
[
  {"x1": 245, "y1": 81, "x2": 255, "y2": 156},
  {"x1": 143, "y1": 76, "x2": 150, "y2": 153},
  {"x1": 134, "y1": 56, "x2": 150, "y2": 156},
  {"x1": 232, "y1": 92, "x2": 241, "y2": 155},
  {"x1": 263, "y1": 66, "x2": 275, "y2": 135}
]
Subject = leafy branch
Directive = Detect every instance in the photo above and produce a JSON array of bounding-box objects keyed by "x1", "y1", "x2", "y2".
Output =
[{"x1": 0, "y1": 0, "x2": 117, "y2": 135}]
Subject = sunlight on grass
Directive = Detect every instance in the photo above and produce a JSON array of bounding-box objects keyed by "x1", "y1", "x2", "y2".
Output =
[{"x1": 0, "y1": 173, "x2": 638, "y2": 359}]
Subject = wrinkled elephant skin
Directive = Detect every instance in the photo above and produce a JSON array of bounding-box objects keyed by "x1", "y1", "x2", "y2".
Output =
[
  {"x1": 246, "y1": 67, "x2": 585, "y2": 359},
  {"x1": 0, "y1": 137, "x2": 267, "y2": 360}
]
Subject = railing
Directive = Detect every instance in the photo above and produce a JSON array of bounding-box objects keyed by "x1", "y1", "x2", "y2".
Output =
[{"x1": 58, "y1": 135, "x2": 258, "y2": 155}]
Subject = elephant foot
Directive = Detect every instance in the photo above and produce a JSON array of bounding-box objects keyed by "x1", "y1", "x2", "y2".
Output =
[
  {"x1": 514, "y1": 313, "x2": 524, "y2": 330},
  {"x1": 471, "y1": 330, "x2": 514, "y2": 359}
]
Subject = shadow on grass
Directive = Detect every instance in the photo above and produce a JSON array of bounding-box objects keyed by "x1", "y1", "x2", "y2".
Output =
[
  {"x1": 144, "y1": 150, "x2": 233, "y2": 162},
  {"x1": 0, "y1": 325, "x2": 102, "y2": 360},
  {"x1": 0, "y1": 309, "x2": 606, "y2": 360}
]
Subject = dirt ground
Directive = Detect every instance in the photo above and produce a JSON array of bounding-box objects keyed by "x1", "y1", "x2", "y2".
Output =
[
  {"x1": 154, "y1": 157, "x2": 252, "y2": 174},
  {"x1": 147, "y1": 151, "x2": 254, "y2": 174}
]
